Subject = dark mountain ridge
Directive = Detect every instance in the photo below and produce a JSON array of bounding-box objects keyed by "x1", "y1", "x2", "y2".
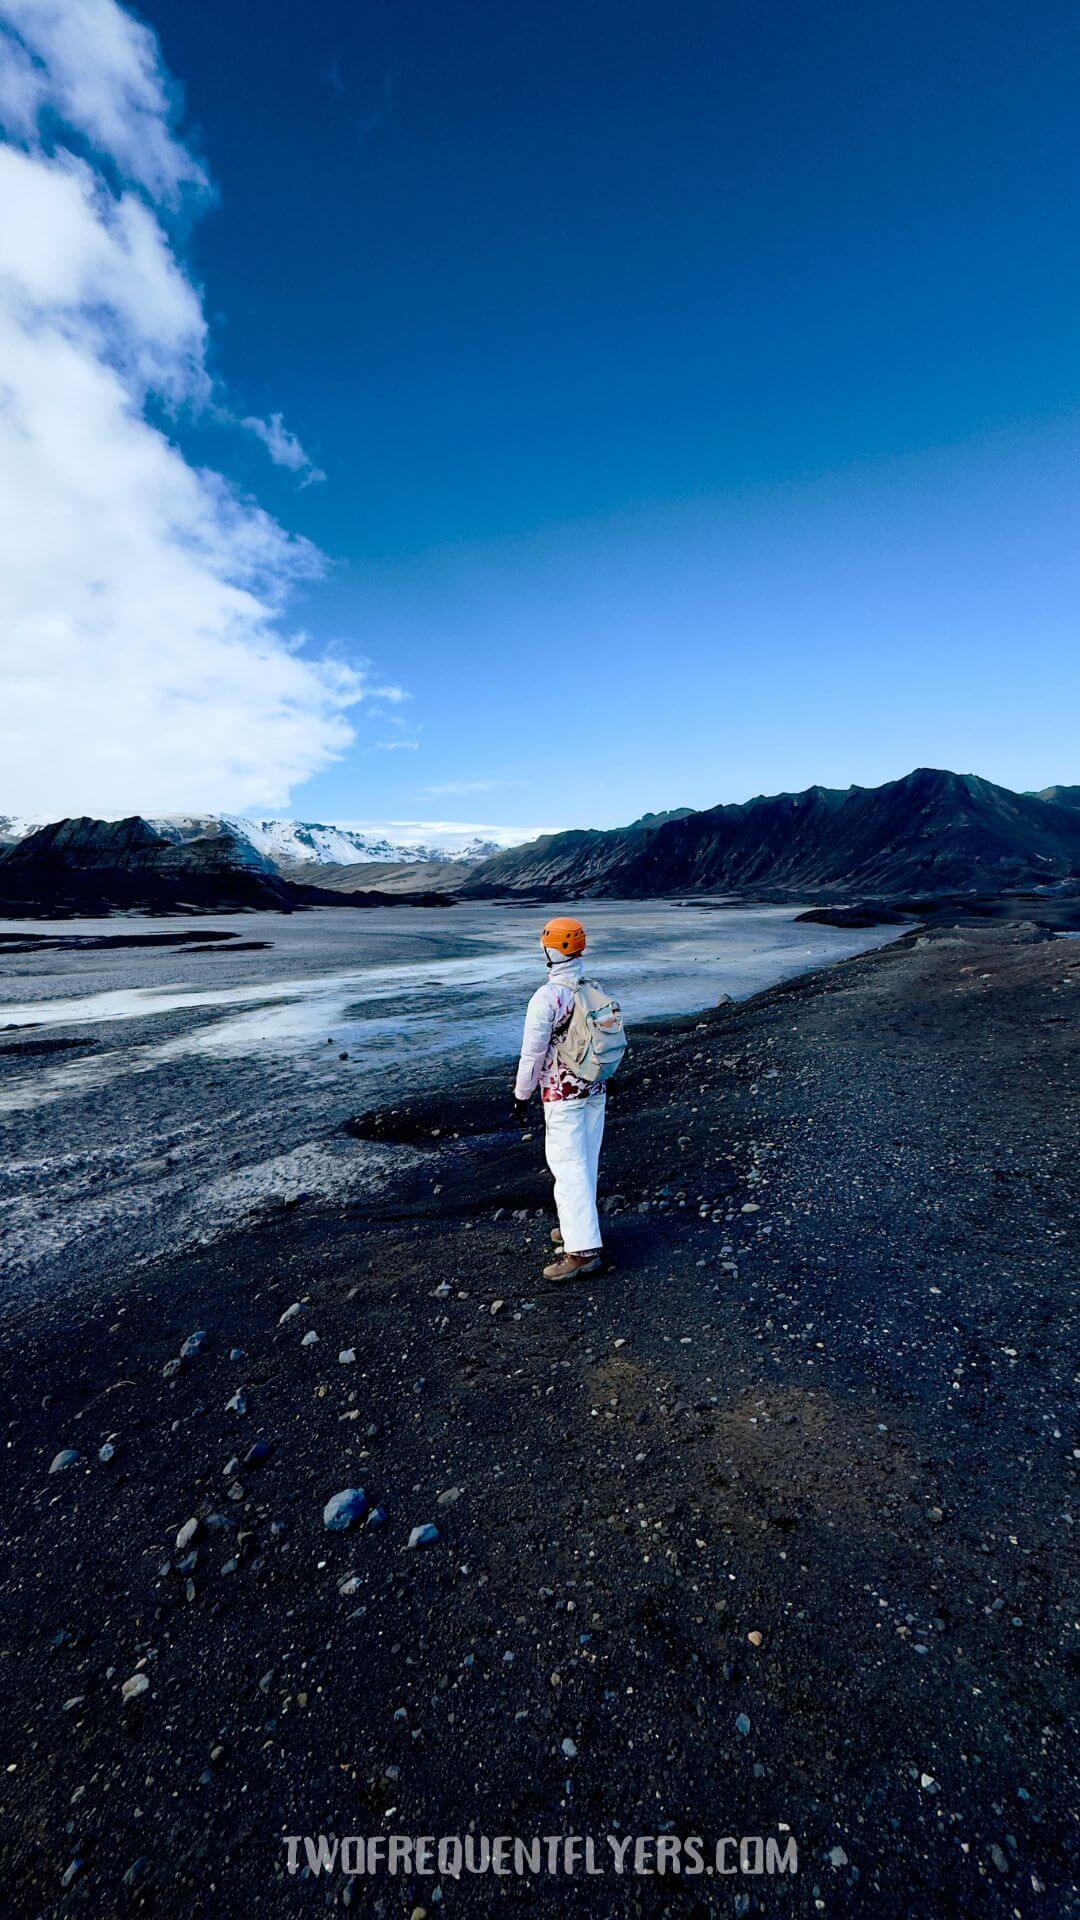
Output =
[
  {"x1": 1032, "y1": 785, "x2": 1080, "y2": 811},
  {"x1": 463, "y1": 768, "x2": 1080, "y2": 901},
  {"x1": 0, "y1": 817, "x2": 455, "y2": 916}
]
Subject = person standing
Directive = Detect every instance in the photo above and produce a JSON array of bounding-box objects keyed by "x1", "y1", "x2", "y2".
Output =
[{"x1": 513, "y1": 916, "x2": 617, "y2": 1281}]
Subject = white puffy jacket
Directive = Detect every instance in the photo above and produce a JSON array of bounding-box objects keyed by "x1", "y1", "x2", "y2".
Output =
[{"x1": 514, "y1": 954, "x2": 604, "y2": 1104}]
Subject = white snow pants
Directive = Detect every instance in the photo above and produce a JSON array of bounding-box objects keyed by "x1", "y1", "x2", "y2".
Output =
[{"x1": 543, "y1": 1095, "x2": 605, "y2": 1253}]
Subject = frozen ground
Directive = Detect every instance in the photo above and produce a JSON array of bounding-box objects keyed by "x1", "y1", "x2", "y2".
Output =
[{"x1": 0, "y1": 901, "x2": 902, "y2": 1297}]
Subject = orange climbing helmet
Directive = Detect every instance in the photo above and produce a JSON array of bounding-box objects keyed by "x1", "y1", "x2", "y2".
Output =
[{"x1": 541, "y1": 916, "x2": 586, "y2": 957}]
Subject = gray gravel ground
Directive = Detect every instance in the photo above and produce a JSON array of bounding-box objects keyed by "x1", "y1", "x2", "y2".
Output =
[{"x1": 0, "y1": 921, "x2": 1076, "y2": 1918}]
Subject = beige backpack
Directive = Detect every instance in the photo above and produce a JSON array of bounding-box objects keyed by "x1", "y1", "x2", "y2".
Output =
[{"x1": 554, "y1": 981, "x2": 628, "y2": 1083}]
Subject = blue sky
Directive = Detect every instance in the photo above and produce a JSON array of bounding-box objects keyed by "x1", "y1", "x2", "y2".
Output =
[{"x1": 3, "y1": 0, "x2": 1078, "y2": 832}]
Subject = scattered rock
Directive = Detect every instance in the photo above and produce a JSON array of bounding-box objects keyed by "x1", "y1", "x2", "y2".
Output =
[
  {"x1": 48, "y1": 1449, "x2": 80, "y2": 1474},
  {"x1": 323, "y1": 1489, "x2": 368, "y2": 1532},
  {"x1": 407, "y1": 1523, "x2": 439, "y2": 1548},
  {"x1": 179, "y1": 1330, "x2": 207, "y2": 1358},
  {"x1": 121, "y1": 1673, "x2": 150, "y2": 1701}
]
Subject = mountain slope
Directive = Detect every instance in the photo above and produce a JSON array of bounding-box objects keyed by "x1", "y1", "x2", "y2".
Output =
[
  {"x1": 152, "y1": 816, "x2": 502, "y2": 867},
  {"x1": 0, "y1": 810, "x2": 537, "y2": 869},
  {"x1": 0, "y1": 814, "x2": 42, "y2": 846},
  {"x1": 274, "y1": 857, "x2": 479, "y2": 895},
  {"x1": 1032, "y1": 785, "x2": 1080, "y2": 812},
  {"x1": 463, "y1": 769, "x2": 1080, "y2": 900},
  {"x1": 0, "y1": 818, "x2": 457, "y2": 915}
]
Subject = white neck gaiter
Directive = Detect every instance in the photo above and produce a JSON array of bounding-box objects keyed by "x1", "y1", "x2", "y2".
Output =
[{"x1": 544, "y1": 950, "x2": 584, "y2": 988}]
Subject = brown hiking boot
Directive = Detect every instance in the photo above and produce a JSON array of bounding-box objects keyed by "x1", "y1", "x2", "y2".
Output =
[
  {"x1": 543, "y1": 1249, "x2": 603, "y2": 1282},
  {"x1": 550, "y1": 1227, "x2": 563, "y2": 1246}
]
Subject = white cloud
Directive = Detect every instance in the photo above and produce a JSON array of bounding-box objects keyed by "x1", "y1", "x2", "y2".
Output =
[
  {"x1": 0, "y1": 0, "x2": 207, "y2": 201},
  {"x1": 241, "y1": 409, "x2": 325, "y2": 486},
  {"x1": 0, "y1": 0, "x2": 382, "y2": 817},
  {"x1": 369, "y1": 698, "x2": 420, "y2": 750}
]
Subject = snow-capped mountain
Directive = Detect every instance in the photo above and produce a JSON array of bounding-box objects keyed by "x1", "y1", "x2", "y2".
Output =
[
  {"x1": 150, "y1": 816, "x2": 506, "y2": 867},
  {"x1": 0, "y1": 812, "x2": 550, "y2": 868},
  {"x1": 0, "y1": 815, "x2": 42, "y2": 845}
]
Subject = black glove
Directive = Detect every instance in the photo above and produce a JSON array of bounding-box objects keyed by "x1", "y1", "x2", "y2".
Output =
[{"x1": 512, "y1": 1096, "x2": 532, "y2": 1127}]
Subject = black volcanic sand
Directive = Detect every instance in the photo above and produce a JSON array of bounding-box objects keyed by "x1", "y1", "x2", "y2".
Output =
[{"x1": 1, "y1": 925, "x2": 1077, "y2": 1917}]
